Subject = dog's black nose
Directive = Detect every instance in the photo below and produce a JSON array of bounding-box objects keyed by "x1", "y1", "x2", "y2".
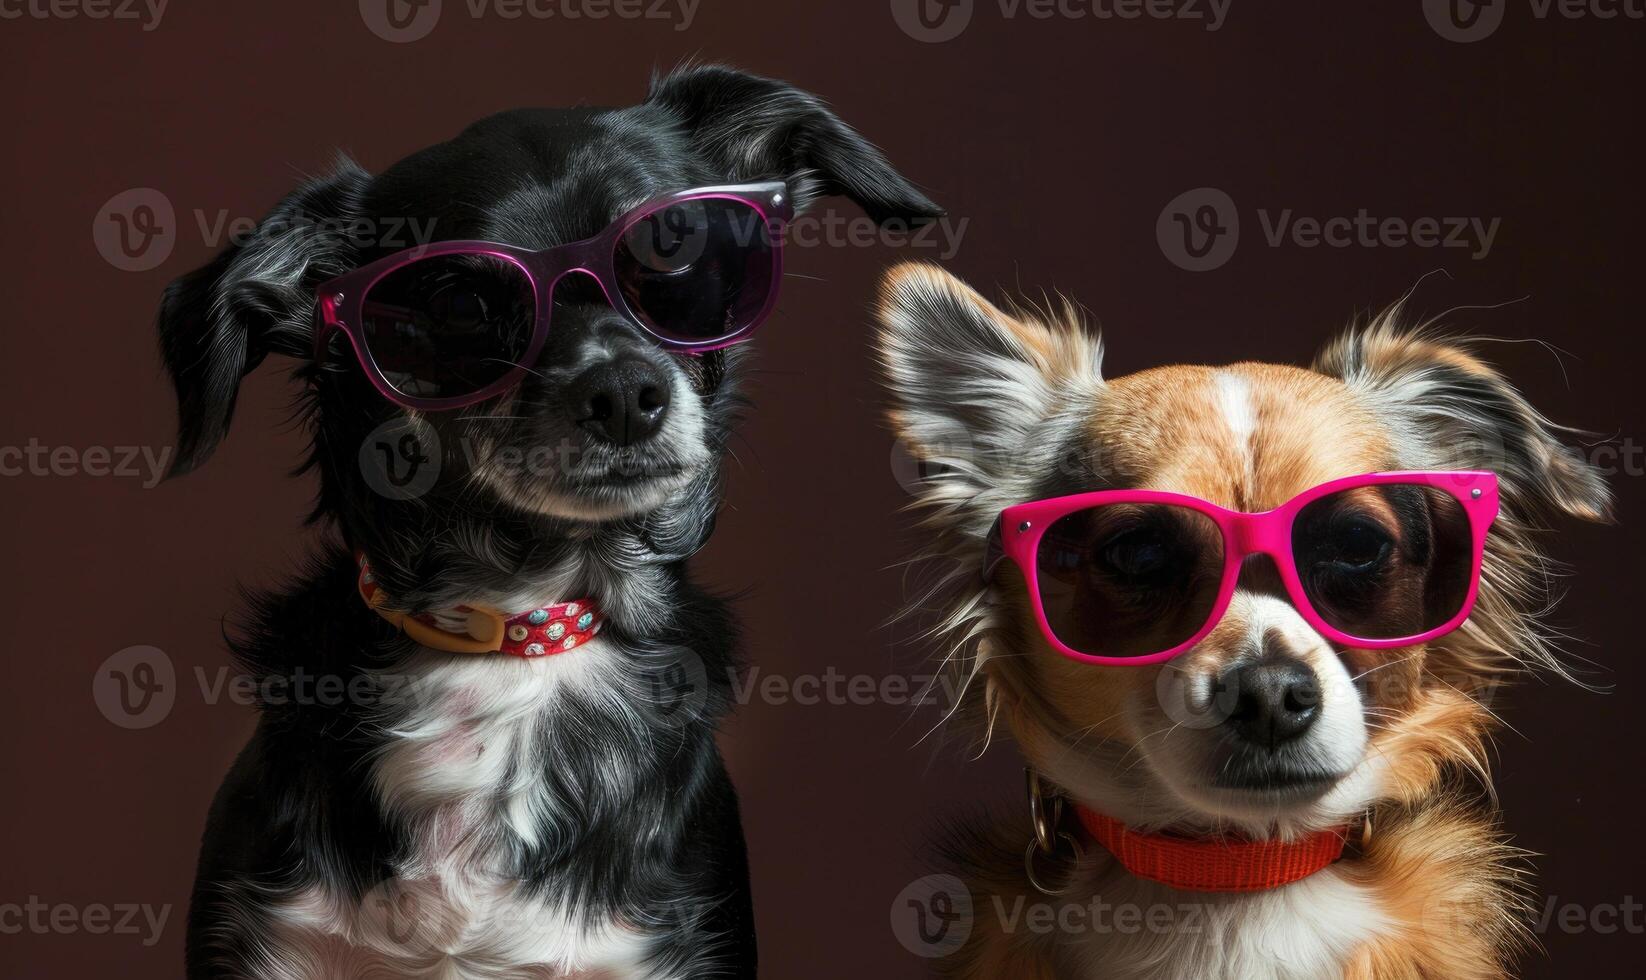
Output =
[
  {"x1": 568, "y1": 357, "x2": 671, "y2": 446},
  {"x1": 1221, "y1": 659, "x2": 1321, "y2": 749}
]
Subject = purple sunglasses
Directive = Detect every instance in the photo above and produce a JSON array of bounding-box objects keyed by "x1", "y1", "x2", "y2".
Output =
[
  {"x1": 985, "y1": 471, "x2": 1499, "y2": 665},
  {"x1": 313, "y1": 182, "x2": 793, "y2": 410}
]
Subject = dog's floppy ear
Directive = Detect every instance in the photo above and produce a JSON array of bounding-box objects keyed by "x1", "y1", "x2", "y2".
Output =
[
  {"x1": 158, "y1": 158, "x2": 371, "y2": 477},
  {"x1": 646, "y1": 64, "x2": 943, "y2": 225},
  {"x1": 1315, "y1": 319, "x2": 1612, "y2": 524},
  {"x1": 875, "y1": 262, "x2": 1103, "y2": 519}
]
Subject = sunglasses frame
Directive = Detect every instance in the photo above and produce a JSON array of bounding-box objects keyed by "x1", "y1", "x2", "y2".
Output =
[
  {"x1": 985, "y1": 470, "x2": 1500, "y2": 665},
  {"x1": 311, "y1": 181, "x2": 794, "y2": 410}
]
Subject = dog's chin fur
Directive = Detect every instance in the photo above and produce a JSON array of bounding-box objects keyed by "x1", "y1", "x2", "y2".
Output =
[
  {"x1": 486, "y1": 464, "x2": 705, "y2": 523},
  {"x1": 1031, "y1": 736, "x2": 1379, "y2": 844},
  {"x1": 876, "y1": 262, "x2": 1611, "y2": 979}
]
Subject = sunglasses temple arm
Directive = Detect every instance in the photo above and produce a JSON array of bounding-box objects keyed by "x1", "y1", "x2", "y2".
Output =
[
  {"x1": 312, "y1": 298, "x2": 336, "y2": 361},
  {"x1": 981, "y1": 516, "x2": 1007, "y2": 585}
]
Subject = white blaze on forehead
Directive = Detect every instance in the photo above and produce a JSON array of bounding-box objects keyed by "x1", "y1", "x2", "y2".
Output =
[
  {"x1": 1215, "y1": 370, "x2": 1257, "y2": 449},
  {"x1": 1215, "y1": 370, "x2": 1258, "y2": 499}
]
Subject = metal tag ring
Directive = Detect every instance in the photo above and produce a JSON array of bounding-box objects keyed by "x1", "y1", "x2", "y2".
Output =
[
  {"x1": 1025, "y1": 769, "x2": 1064, "y2": 855},
  {"x1": 1024, "y1": 831, "x2": 1085, "y2": 897}
]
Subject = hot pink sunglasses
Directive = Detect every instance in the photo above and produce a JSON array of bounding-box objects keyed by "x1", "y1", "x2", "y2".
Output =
[
  {"x1": 312, "y1": 182, "x2": 793, "y2": 411},
  {"x1": 985, "y1": 471, "x2": 1499, "y2": 665}
]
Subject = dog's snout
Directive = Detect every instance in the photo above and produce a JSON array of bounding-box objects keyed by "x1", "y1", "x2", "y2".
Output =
[
  {"x1": 568, "y1": 357, "x2": 671, "y2": 446},
  {"x1": 1220, "y1": 658, "x2": 1321, "y2": 749}
]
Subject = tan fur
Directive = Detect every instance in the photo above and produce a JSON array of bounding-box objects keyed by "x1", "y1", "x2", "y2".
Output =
[
  {"x1": 1339, "y1": 798, "x2": 1532, "y2": 980},
  {"x1": 878, "y1": 263, "x2": 1609, "y2": 979},
  {"x1": 1083, "y1": 362, "x2": 1389, "y2": 509}
]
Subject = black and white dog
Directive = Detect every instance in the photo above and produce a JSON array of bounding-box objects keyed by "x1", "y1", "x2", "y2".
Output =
[{"x1": 160, "y1": 65, "x2": 939, "y2": 978}]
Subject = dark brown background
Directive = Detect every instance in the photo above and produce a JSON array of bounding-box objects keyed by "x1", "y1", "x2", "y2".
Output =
[{"x1": 2, "y1": 0, "x2": 1641, "y2": 976}]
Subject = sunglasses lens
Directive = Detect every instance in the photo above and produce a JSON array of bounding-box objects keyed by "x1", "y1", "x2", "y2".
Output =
[
  {"x1": 1035, "y1": 504, "x2": 1225, "y2": 659},
  {"x1": 359, "y1": 254, "x2": 536, "y2": 401},
  {"x1": 614, "y1": 196, "x2": 775, "y2": 344},
  {"x1": 1292, "y1": 484, "x2": 1474, "y2": 641}
]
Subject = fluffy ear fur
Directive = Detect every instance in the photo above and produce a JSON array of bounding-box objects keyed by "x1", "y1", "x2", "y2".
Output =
[
  {"x1": 1315, "y1": 308, "x2": 1614, "y2": 678},
  {"x1": 157, "y1": 158, "x2": 372, "y2": 477},
  {"x1": 875, "y1": 263, "x2": 1104, "y2": 739},
  {"x1": 646, "y1": 64, "x2": 943, "y2": 226},
  {"x1": 875, "y1": 262, "x2": 1104, "y2": 523},
  {"x1": 1315, "y1": 315, "x2": 1612, "y2": 524}
]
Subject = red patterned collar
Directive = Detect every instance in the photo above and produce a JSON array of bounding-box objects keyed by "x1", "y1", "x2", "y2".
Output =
[
  {"x1": 355, "y1": 554, "x2": 604, "y2": 658},
  {"x1": 1076, "y1": 806, "x2": 1350, "y2": 893}
]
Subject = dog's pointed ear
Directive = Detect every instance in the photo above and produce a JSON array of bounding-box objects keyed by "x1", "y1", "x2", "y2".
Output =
[
  {"x1": 158, "y1": 158, "x2": 371, "y2": 478},
  {"x1": 646, "y1": 64, "x2": 943, "y2": 225},
  {"x1": 1315, "y1": 319, "x2": 1613, "y2": 524},
  {"x1": 875, "y1": 262, "x2": 1103, "y2": 516}
]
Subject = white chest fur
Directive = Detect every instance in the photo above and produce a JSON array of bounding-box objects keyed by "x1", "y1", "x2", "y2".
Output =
[
  {"x1": 1037, "y1": 866, "x2": 1389, "y2": 980},
  {"x1": 255, "y1": 875, "x2": 650, "y2": 979},
  {"x1": 241, "y1": 641, "x2": 667, "y2": 979}
]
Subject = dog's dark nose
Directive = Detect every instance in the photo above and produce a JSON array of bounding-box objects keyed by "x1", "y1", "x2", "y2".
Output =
[
  {"x1": 1220, "y1": 659, "x2": 1321, "y2": 749},
  {"x1": 567, "y1": 357, "x2": 671, "y2": 446}
]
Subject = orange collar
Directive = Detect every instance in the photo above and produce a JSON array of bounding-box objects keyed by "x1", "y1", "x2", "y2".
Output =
[
  {"x1": 355, "y1": 554, "x2": 604, "y2": 657},
  {"x1": 1076, "y1": 806, "x2": 1350, "y2": 893}
]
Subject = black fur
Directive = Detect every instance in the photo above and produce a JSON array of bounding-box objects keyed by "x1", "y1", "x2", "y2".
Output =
[{"x1": 161, "y1": 65, "x2": 941, "y2": 978}]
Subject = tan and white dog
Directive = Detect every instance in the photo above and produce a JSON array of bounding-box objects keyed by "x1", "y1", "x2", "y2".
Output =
[{"x1": 876, "y1": 262, "x2": 1611, "y2": 979}]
